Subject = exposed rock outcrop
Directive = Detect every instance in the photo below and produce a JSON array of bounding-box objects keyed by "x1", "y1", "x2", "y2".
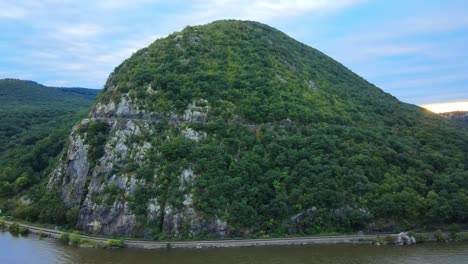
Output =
[
  {"x1": 48, "y1": 96, "x2": 227, "y2": 238},
  {"x1": 396, "y1": 232, "x2": 417, "y2": 245}
]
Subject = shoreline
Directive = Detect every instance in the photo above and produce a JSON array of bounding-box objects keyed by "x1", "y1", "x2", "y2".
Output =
[{"x1": 2, "y1": 221, "x2": 464, "y2": 249}]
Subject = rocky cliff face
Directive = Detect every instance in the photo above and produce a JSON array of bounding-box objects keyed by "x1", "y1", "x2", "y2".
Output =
[{"x1": 48, "y1": 94, "x2": 227, "y2": 238}]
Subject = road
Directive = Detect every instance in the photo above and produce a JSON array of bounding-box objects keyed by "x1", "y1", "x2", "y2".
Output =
[{"x1": 0, "y1": 221, "x2": 416, "y2": 249}]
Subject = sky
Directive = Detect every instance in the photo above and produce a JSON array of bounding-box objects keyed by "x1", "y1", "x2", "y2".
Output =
[{"x1": 1, "y1": 0, "x2": 467, "y2": 107}]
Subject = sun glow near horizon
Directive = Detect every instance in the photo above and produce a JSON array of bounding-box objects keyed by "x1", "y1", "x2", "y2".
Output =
[{"x1": 421, "y1": 101, "x2": 468, "y2": 114}]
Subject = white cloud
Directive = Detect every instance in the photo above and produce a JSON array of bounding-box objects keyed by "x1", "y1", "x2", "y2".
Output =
[
  {"x1": 54, "y1": 23, "x2": 108, "y2": 40},
  {"x1": 94, "y1": 0, "x2": 155, "y2": 10},
  {"x1": 0, "y1": 2, "x2": 28, "y2": 19},
  {"x1": 174, "y1": 0, "x2": 367, "y2": 24}
]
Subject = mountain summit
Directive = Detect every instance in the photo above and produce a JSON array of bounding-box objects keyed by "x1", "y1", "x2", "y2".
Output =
[{"x1": 48, "y1": 20, "x2": 467, "y2": 238}]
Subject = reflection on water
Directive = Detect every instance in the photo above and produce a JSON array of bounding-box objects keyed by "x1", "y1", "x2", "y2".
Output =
[{"x1": 1, "y1": 231, "x2": 468, "y2": 264}]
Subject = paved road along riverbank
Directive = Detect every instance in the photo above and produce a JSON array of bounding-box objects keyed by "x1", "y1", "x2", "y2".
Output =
[{"x1": 2, "y1": 221, "x2": 451, "y2": 249}]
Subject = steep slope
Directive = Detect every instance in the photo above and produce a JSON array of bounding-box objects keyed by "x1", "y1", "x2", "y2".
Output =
[
  {"x1": 0, "y1": 79, "x2": 98, "y2": 220},
  {"x1": 48, "y1": 20, "x2": 468, "y2": 239}
]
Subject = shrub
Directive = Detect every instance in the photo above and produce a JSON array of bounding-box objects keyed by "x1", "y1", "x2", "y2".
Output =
[
  {"x1": 38, "y1": 230, "x2": 47, "y2": 238},
  {"x1": 368, "y1": 237, "x2": 384, "y2": 244},
  {"x1": 0, "y1": 219, "x2": 5, "y2": 229},
  {"x1": 7, "y1": 223, "x2": 20, "y2": 235},
  {"x1": 78, "y1": 239, "x2": 100, "y2": 247},
  {"x1": 69, "y1": 234, "x2": 82, "y2": 246},
  {"x1": 414, "y1": 234, "x2": 428, "y2": 243},
  {"x1": 448, "y1": 224, "x2": 462, "y2": 240},
  {"x1": 19, "y1": 226, "x2": 29, "y2": 236},
  {"x1": 433, "y1": 230, "x2": 446, "y2": 242},
  {"x1": 459, "y1": 234, "x2": 468, "y2": 242},
  {"x1": 103, "y1": 239, "x2": 125, "y2": 248},
  {"x1": 7, "y1": 223, "x2": 28, "y2": 236},
  {"x1": 59, "y1": 233, "x2": 70, "y2": 243}
]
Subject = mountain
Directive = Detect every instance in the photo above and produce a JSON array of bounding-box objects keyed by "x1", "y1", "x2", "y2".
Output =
[
  {"x1": 0, "y1": 79, "x2": 98, "y2": 212},
  {"x1": 440, "y1": 111, "x2": 468, "y2": 126},
  {"x1": 15, "y1": 21, "x2": 468, "y2": 239}
]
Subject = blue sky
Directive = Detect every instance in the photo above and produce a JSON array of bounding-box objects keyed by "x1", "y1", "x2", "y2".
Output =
[{"x1": 0, "y1": 0, "x2": 467, "y2": 105}]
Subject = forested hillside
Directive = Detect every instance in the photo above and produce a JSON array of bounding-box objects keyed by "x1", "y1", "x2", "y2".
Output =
[
  {"x1": 5, "y1": 21, "x2": 468, "y2": 238},
  {"x1": 0, "y1": 79, "x2": 98, "y2": 220}
]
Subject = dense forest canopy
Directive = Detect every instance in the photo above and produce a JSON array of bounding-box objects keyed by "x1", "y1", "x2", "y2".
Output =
[{"x1": 0, "y1": 79, "x2": 98, "y2": 222}]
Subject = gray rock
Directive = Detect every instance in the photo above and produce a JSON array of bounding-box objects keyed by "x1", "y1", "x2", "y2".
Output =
[
  {"x1": 182, "y1": 127, "x2": 205, "y2": 141},
  {"x1": 288, "y1": 207, "x2": 317, "y2": 234},
  {"x1": 183, "y1": 99, "x2": 209, "y2": 122},
  {"x1": 397, "y1": 232, "x2": 416, "y2": 245},
  {"x1": 306, "y1": 80, "x2": 318, "y2": 92}
]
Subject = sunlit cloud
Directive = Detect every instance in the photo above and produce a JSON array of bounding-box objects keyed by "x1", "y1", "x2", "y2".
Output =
[{"x1": 421, "y1": 101, "x2": 468, "y2": 113}]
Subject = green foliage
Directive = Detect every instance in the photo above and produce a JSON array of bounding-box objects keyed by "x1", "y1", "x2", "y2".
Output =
[
  {"x1": 66, "y1": 207, "x2": 80, "y2": 227},
  {"x1": 448, "y1": 223, "x2": 462, "y2": 240},
  {"x1": 0, "y1": 79, "x2": 97, "y2": 227},
  {"x1": 433, "y1": 230, "x2": 446, "y2": 242},
  {"x1": 414, "y1": 234, "x2": 429, "y2": 243},
  {"x1": 60, "y1": 233, "x2": 70, "y2": 243},
  {"x1": 80, "y1": 120, "x2": 110, "y2": 168},
  {"x1": 62, "y1": 232, "x2": 100, "y2": 247},
  {"x1": 0, "y1": 219, "x2": 5, "y2": 229},
  {"x1": 38, "y1": 230, "x2": 47, "y2": 238},
  {"x1": 11, "y1": 191, "x2": 68, "y2": 226},
  {"x1": 368, "y1": 236, "x2": 384, "y2": 244},
  {"x1": 69, "y1": 234, "x2": 82, "y2": 245},
  {"x1": 459, "y1": 234, "x2": 468, "y2": 242},
  {"x1": 103, "y1": 239, "x2": 125, "y2": 248},
  {"x1": 0, "y1": 79, "x2": 97, "y2": 198},
  {"x1": 7, "y1": 223, "x2": 28, "y2": 236}
]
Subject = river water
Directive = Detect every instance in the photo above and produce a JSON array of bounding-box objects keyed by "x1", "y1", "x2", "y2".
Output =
[{"x1": 1, "y1": 232, "x2": 467, "y2": 264}]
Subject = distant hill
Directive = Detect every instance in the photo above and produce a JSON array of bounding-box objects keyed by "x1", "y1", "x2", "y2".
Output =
[
  {"x1": 0, "y1": 78, "x2": 98, "y2": 201},
  {"x1": 440, "y1": 111, "x2": 468, "y2": 126}
]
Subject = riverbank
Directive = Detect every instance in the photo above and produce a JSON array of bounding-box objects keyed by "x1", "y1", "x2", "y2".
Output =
[{"x1": 2, "y1": 220, "x2": 466, "y2": 249}]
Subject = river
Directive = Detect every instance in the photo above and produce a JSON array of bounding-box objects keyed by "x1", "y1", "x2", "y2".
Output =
[{"x1": 1, "y1": 231, "x2": 467, "y2": 264}]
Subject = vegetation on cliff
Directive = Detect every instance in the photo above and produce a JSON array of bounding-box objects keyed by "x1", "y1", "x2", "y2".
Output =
[{"x1": 3, "y1": 21, "x2": 468, "y2": 238}]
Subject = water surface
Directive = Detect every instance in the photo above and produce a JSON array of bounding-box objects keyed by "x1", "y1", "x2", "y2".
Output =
[{"x1": 1, "y1": 232, "x2": 467, "y2": 264}]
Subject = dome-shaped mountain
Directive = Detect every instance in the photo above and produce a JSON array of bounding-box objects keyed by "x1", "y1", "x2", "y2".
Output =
[{"x1": 49, "y1": 20, "x2": 468, "y2": 239}]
